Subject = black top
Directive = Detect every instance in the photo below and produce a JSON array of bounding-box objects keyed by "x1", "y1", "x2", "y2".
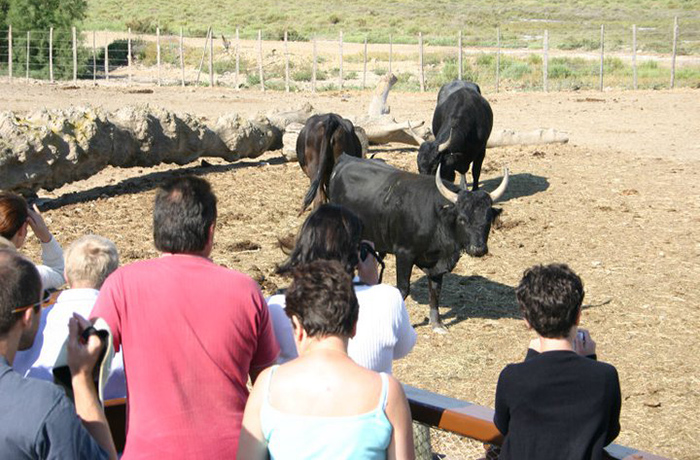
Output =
[{"x1": 494, "y1": 349, "x2": 621, "y2": 460}]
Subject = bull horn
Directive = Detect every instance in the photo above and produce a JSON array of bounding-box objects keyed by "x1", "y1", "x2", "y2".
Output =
[
  {"x1": 488, "y1": 167, "x2": 510, "y2": 202},
  {"x1": 437, "y1": 128, "x2": 452, "y2": 153},
  {"x1": 435, "y1": 163, "x2": 459, "y2": 204},
  {"x1": 407, "y1": 122, "x2": 426, "y2": 146}
]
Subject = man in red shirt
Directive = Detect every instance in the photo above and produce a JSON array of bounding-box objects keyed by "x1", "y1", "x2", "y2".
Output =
[{"x1": 91, "y1": 176, "x2": 279, "y2": 458}]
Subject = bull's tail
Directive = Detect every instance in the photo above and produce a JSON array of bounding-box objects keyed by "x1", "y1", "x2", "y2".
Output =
[{"x1": 299, "y1": 115, "x2": 340, "y2": 215}]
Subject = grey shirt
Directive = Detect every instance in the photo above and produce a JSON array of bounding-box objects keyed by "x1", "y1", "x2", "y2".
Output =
[{"x1": 0, "y1": 356, "x2": 108, "y2": 460}]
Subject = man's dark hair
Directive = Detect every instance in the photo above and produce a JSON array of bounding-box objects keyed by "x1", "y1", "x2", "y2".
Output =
[
  {"x1": 0, "y1": 249, "x2": 42, "y2": 336},
  {"x1": 285, "y1": 259, "x2": 359, "y2": 338},
  {"x1": 515, "y1": 263, "x2": 584, "y2": 339},
  {"x1": 277, "y1": 204, "x2": 363, "y2": 276},
  {"x1": 153, "y1": 176, "x2": 217, "y2": 254}
]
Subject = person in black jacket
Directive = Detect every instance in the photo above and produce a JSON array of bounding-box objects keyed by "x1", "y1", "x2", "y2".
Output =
[{"x1": 494, "y1": 263, "x2": 621, "y2": 460}]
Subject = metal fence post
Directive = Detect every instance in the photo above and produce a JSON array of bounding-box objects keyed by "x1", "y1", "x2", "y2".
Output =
[
  {"x1": 632, "y1": 25, "x2": 637, "y2": 90},
  {"x1": 458, "y1": 30, "x2": 462, "y2": 80},
  {"x1": 284, "y1": 30, "x2": 290, "y2": 92},
  {"x1": 49, "y1": 27, "x2": 54, "y2": 83},
  {"x1": 599, "y1": 24, "x2": 605, "y2": 91},
  {"x1": 543, "y1": 30, "x2": 549, "y2": 92},
  {"x1": 496, "y1": 27, "x2": 501, "y2": 92},
  {"x1": 419, "y1": 32, "x2": 425, "y2": 92},
  {"x1": 72, "y1": 27, "x2": 77, "y2": 83},
  {"x1": 670, "y1": 16, "x2": 678, "y2": 89}
]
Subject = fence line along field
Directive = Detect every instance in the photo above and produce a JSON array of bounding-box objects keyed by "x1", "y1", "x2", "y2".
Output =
[
  {"x1": 2, "y1": 20, "x2": 700, "y2": 91},
  {"x1": 3, "y1": 82, "x2": 698, "y2": 459}
]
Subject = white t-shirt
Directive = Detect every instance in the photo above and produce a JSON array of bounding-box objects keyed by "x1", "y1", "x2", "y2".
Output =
[
  {"x1": 12, "y1": 288, "x2": 126, "y2": 400},
  {"x1": 266, "y1": 281, "x2": 417, "y2": 374}
]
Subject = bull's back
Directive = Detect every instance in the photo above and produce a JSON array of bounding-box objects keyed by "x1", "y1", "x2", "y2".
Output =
[
  {"x1": 330, "y1": 156, "x2": 442, "y2": 253},
  {"x1": 433, "y1": 87, "x2": 493, "y2": 146}
]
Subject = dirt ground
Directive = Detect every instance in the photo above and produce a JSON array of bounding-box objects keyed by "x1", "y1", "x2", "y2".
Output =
[{"x1": 3, "y1": 82, "x2": 699, "y2": 459}]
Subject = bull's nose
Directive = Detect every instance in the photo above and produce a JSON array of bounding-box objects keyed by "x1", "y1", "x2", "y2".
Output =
[{"x1": 468, "y1": 245, "x2": 487, "y2": 257}]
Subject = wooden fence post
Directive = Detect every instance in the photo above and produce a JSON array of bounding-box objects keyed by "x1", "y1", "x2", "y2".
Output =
[
  {"x1": 92, "y1": 31, "x2": 96, "y2": 84},
  {"x1": 196, "y1": 27, "x2": 211, "y2": 86},
  {"x1": 362, "y1": 36, "x2": 367, "y2": 89},
  {"x1": 209, "y1": 29, "x2": 214, "y2": 87},
  {"x1": 389, "y1": 34, "x2": 393, "y2": 75},
  {"x1": 104, "y1": 37, "x2": 109, "y2": 81},
  {"x1": 496, "y1": 27, "x2": 501, "y2": 92},
  {"x1": 458, "y1": 30, "x2": 462, "y2": 80},
  {"x1": 26, "y1": 31, "x2": 30, "y2": 81},
  {"x1": 235, "y1": 28, "x2": 239, "y2": 89},
  {"x1": 257, "y1": 29, "x2": 264, "y2": 91},
  {"x1": 419, "y1": 32, "x2": 424, "y2": 92},
  {"x1": 599, "y1": 24, "x2": 604, "y2": 91},
  {"x1": 543, "y1": 29, "x2": 549, "y2": 92},
  {"x1": 284, "y1": 30, "x2": 290, "y2": 92},
  {"x1": 49, "y1": 27, "x2": 54, "y2": 83},
  {"x1": 632, "y1": 25, "x2": 637, "y2": 90},
  {"x1": 7, "y1": 25, "x2": 12, "y2": 82},
  {"x1": 180, "y1": 27, "x2": 185, "y2": 87},
  {"x1": 128, "y1": 28, "x2": 132, "y2": 84},
  {"x1": 670, "y1": 16, "x2": 678, "y2": 89},
  {"x1": 339, "y1": 30, "x2": 343, "y2": 89},
  {"x1": 157, "y1": 27, "x2": 161, "y2": 86},
  {"x1": 72, "y1": 26, "x2": 77, "y2": 82},
  {"x1": 312, "y1": 36, "x2": 317, "y2": 93}
]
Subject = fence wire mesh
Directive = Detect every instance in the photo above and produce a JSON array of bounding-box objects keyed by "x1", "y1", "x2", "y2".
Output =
[{"x1": 413, "y1": 421, "x2": 500, "y2": 460}]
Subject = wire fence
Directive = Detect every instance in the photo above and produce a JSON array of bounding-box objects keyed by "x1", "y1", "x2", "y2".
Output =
[{"x1": 1, "y1": 21, "x2": 699, "y2": 92}]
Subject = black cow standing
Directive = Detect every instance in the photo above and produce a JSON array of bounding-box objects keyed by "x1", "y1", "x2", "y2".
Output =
[
  {"x1": 412, "y1": 81, "x2": 493, "y2": 190},
  {"x1": 297, "y1": 113, "x2": 363, "y2": 214},
  {"x1": 329, "y1": 154, "x2": 509, "y2": 332}
]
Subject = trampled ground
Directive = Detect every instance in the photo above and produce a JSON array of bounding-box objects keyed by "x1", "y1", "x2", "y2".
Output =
[{"x1": 4, "y1": 82, "x2": 699, "y2": 459}]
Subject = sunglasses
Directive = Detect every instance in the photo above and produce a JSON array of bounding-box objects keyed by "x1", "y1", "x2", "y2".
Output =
[
  {"x1": 359, "y1": 241, "x2": 386, "y2": 284},
  {"x1": 12, "y1": 290, "x2": 57, "y2": 314}
]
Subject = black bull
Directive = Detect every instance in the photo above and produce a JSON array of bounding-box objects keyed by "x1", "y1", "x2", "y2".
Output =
[
  {"x1": 329, "y1": 154, "x2": 509, "y2": 331},
  {"x1": 415, "y1": 81, "x2": 493, "y2": 189},
  {"x1": 297, "y1": 113, "x2": 363, "y2": 214}
]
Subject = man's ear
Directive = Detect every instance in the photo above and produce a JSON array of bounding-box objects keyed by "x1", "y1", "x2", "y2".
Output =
[
  {"x1": 21, "y1": 305, "x2": 36, "y2": 329},
  {"x1": 291, "y1": 315, "x2": 304, "y2": 342},
  {"x1": 575, "y1": 308, "x2": 582, "y2": 326},
  {"x1": 524, "y1": 318, "x2": 533, "y2": 330}
]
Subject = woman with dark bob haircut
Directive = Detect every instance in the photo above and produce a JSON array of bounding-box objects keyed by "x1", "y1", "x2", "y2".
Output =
[
  {"x1": 238, "y1": 260, "x2": 415, "y2": 459},
  {"x1": 0, "y1": 192, "x2": 65, "y2": 290},
  {"x1": 267, "y1": 204, "x2": 416, "y2": 373}
]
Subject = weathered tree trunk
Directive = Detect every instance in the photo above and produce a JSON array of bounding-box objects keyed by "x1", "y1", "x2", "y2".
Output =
[{"x1": 486, "y1": 128, "x2": 569, "y2": 148}]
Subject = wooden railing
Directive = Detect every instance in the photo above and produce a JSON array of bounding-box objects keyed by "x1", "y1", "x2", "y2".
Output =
[
  {"x1": 404, "y1": 385, "x2": 669, "y2": 460},
  {"x1": 104, "y1": 389, "x2": 670, "y2": 460}
]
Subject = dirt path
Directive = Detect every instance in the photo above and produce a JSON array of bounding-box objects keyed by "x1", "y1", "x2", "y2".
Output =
[{"x1": 2, "y1": 83, "x2": 699, "y2": 458}]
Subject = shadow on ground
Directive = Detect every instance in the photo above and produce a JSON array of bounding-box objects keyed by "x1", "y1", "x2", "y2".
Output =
[
  {"x1": 35, "y1": 156, "x2": 287, "y2": 210},
  {"x1": 409, "y1": 273, "x2": 519, "y2": 328},
  {"x1": 478, "y1": 172, "x2": 549, "y2": 202}
]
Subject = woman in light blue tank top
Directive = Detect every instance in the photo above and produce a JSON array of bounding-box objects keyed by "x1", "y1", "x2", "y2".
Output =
[{"x1": 238, "y1": 261, "x2": 415, "y2": 460}]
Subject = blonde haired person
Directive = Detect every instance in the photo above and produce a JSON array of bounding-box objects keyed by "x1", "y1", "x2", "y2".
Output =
[
  {"x1": 13, "y1": 235, "x2": 127, "y2": 400},
  {"x1": 0, "y1": 192, "x2": 65, "y2": 290},
  {"x1": 239, "y1": 260, "x2": 415, "y2": 460}
]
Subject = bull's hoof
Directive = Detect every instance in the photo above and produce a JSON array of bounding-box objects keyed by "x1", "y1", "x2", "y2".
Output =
[{"x1": 432, "y1": 324, "x2": 448, "y2": 334}]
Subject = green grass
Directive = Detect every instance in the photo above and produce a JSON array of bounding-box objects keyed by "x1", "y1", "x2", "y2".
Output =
[{"x1": 83, "y1": 0, "x2": 700, "y2": 54}]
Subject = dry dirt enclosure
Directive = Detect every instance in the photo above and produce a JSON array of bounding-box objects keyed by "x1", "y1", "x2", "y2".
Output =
[{"x1": 4, "y1": 83, "x2": 699, "y2": 459}]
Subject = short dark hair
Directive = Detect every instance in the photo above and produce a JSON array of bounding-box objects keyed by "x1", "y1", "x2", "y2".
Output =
[
  {"x1": 0, "y1": 249, "x2": 42, "y2": 336},
  {"x1": 277, "y1": 204, "x2": 363, "y2": 275},
  {"x1": 515, "y1": 263, "x2": 584, "y2": 339},
  {"x1": 0, "y1": 192, "x2": 29, "y2": 240},
  {"x1": 285, "y1": 259, "x2": 359, "y2": 338},
  {"x1": 153, "y1": 176, "x2": 217, "y2": 254}
]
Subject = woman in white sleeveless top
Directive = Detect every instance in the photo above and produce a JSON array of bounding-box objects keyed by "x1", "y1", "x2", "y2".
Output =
[{"x1": 238, "y1": 260, "x2": 414, "y2": 459}]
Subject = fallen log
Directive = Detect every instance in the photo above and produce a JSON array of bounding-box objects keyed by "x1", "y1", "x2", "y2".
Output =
[
  {"x1": 0, "y1": 105, "x2": 279, "y2": 194},
  {"x1": 486, "y1": 128, "x2": 569, "y2": 148}
]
